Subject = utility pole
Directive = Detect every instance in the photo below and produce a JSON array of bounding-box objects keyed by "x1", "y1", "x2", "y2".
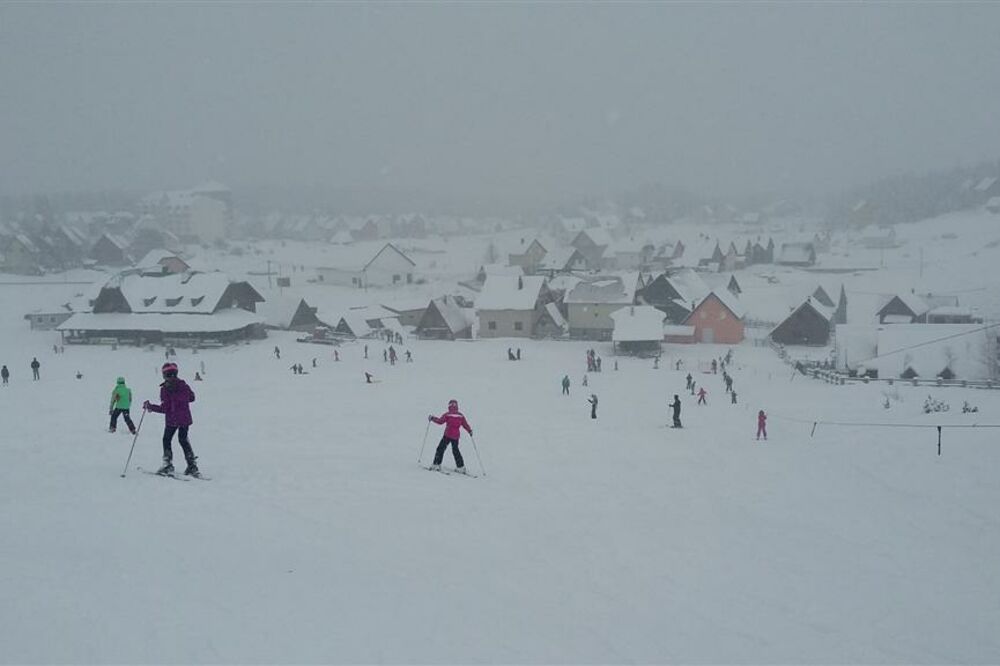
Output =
[{"x1": 267, "y1": 260, "x2": 272, "y2": 289}]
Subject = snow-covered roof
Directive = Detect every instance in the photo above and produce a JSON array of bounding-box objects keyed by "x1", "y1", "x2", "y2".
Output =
[
  {"x1": 871, "y1": 324, "x2": 990, "y2": 379},
  {"x1": 883, "y1": 292, "x2": 930, "y2": 317},
  {"x1": 538, "y1": 247, "x2": 583, "y2": 271},
  {"x1": 666, "y1": 268, "x2": 710, "y2": 305},
  {"x1": 476, "y1": 275, "x2": 546, "y2": 311},
  {"x1": 611, "y1": 306, "x2": 665, "y2": 342},
  {"x1": 564, "y1": 273, "x2": 640, "y2": 305},
  {"x1": 693, "y1": 290, "x2": 745, "y2": 320},
  {"x1": 432, "y1": 297, "x2": 473, "y2": 333},
  {"x1": 382, "y1": 298, "x2": 433, "y2": 314},
  {"x1": 338, "y1": 312, "x2": 373, "y2": 338},
  {"x1": 973, "y1": 176, "x2": 998, "y2": 192},
  {"x1": 57, "y1": 309, "x2": 263, "y2": 333},
  {"x1": 543, "y1": 302, "x2": 568, "y2": 331},
  {"x1": 137, "y1": 249, "x2": 184, "y2": 269},
  {"x1": 110, "y1": 271, "x2": 239, "y2": 314},
  {"x1": 927, "y1": 306, "x2": 973, "y2": 317},
  {"x1": 256, "y1": 296, "x2": 309, "y2": 328},
  {"x1": 546, "y1": 275, "x2": 583, "y2": 292},
  {"x1": 578, "y1": 228, "x2": 613, "y2": 247}
]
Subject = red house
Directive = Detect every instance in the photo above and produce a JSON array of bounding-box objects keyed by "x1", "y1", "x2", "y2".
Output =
[{"x1": 683, "y1": 290, "x2": 745, "y2": 344}]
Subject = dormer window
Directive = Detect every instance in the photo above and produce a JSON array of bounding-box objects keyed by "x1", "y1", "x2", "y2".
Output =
[
  {"x1": 190, "y1": 296, "x2": 205, "y2": 307},
  {"x1": 143, "y1": 297, "x2": 157, "y2": 307},
  {"x1": 165, "y1": 297, "x2": 182, "y2": 307}
]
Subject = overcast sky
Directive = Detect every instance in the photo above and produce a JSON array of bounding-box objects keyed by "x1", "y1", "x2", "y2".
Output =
[{"x1": 2, "y1": 2, "x2": 1000, "y2": 209}]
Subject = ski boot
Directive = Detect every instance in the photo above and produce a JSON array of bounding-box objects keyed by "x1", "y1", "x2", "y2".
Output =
[
  {"x1": 429, "y1": 464, "x2": 441, "y2": 471},
  {"x1": 156, "y1": 460, "x2": 175, "y2": 476},
  {"x1": 455, "y1": 466, "x2": 467, "y2": 475},
  {"x1": 184, "y1": 458, "x2": 201, "y2": 478},
  {"x1": 109, "y1": 427, "x2": 116, "y2": 433}
]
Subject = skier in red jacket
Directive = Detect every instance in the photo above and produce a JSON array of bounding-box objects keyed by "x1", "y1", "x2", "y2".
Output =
[{"x1": 428, "y1": 399, "x2": 472, "y2": 474}]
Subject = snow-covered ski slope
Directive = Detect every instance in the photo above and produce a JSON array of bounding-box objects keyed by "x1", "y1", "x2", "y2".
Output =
[{"x1": 1, "y1": 316, "x2": 999, "y2": 662}]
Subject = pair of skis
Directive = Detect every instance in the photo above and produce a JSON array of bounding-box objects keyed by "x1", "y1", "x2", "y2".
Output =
[
  {"x1": 423, "y1": 465, "x2": 478, "y2": 478},
  {"x1": 136, "y1": 466, "x2": 211, "y2": 482}
]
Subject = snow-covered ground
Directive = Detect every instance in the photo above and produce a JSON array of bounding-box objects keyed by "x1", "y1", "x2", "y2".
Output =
[{"x1": 2, "y1": 281, "x2": 999, "y2": 661}]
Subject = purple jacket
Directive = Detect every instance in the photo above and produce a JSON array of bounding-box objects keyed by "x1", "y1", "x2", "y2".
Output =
[{"x1": 147, "y1": 379, "x2": 195, "y2": 426}]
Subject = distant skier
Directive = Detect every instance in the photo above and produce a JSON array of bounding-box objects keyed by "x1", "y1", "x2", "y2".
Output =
[
  {"x1": 405, "y1": 350, "x2": 412, "y2": 362},
  {"x1": 365, "y1": 372, "x2": 374, "y2": 384},
  {"x1": 730, "y1": 390, "x2": 737, "y2": 405},
  {"x1": 274, "y1": 346, "x2": 281, "y2": 359},
  {"x1": 588, "y1": 394, "x2": 598, "y2": 419},
  {"x1": 653, "y1": 357, "x2": 659, "y2": 370},
  {"x1": 516, "y1": 348, "x2": 521, "y2": 361},
  {"x1": 383, "y1": 349, "x2": 388, "y2": 363},
  {"x1": 364, "y1": 345, "x2": 368, "y2": 359},
  {"x1": 582, "y1": 374, "x2": 588, "y2": 387},
  {"x1": 1, "y1": 364, "x2": 8, "y2": 385},
  {"x1": 508, "y1": 348, "x2": 516, "y2": 361},
  {"x1": 685, "y1": 373, "x2": 693, "y2": 390},
  {"x1": 334, "y1": 350, "x2": 340, "y2": 362},
  {"x1": 690, "y1": 381, "x2": 696, "y2": 396},
  {"x1": 389, "y1": 346, "x2": 397, "y2": 365},
  {"x1": 757, "y1": 410, "x2": 767, "y2": 440},
  {"x1": 312, "y1": 357, "x2": 317, "y2": 368},
  {"x1": 194, "y1": 372, "x2": 203, "y2": 381},
  {"x1": 697, "y1": 387, "x2": 707, "y2": 405},
  {"x1": 30, "y1": 357, "x2": 40, "y2": 380},
  {"x1": 562, "y1": 374, "x2": 570, "y2": 395},
  {"x1": 142, "y1": 363, "x2": 200, "y2": 477},
  {"x1": 596, "y1": 357, "x2": 602, "y2": 372},
  {"x1": 108, "y1": 376, "x2": 137, "y2": 434},
  {"x1": 711, "y1": 359, "x2": 717, "y2": 374},
  {"x1": 428, "y1": 399, "x2": 473, "y2": 474},
  {"x1": 670, "y1": 395, "x2": 682, "y2": 428}
]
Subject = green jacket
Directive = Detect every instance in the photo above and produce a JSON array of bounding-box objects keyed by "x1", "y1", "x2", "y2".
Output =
[{"x1": 111, "y1": 382, "x2": 132, "y2": 410}]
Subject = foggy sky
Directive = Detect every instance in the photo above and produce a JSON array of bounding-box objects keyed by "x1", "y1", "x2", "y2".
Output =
[{"x1": 3, "y1": 2, "x2": 1000, "y2": 209}]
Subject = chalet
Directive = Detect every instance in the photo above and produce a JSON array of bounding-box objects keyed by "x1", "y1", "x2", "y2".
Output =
[
  {"x1": 537, "y1": 247, "x2": 588, "y2": 276},
  {"x1": 23, "y1": 289, "x2": 97, "y2": 330},
  {"x1": 508, "y1": 239, "x2": 547, "y2": 273},
  {"x1": 776, "y1": 242, "x2": 816, "y2": 267},
  {"x1": 637, "y1": 268, "x2": 709, "y2": 324},
  {"x1": 570, "y1": 228, "x2": 613, "y2": 269},
  {"x1": 316, "y1": 243, "x2": 416, "y2": 288},
  {"x1": 476, "y1": 275, "x2": 550, "y2": 339},
  {"x1": 90, "y1": 233, "x2": 132, "y2": 266},
  {"x1": 871, "y1": 325, "x2": 991, "y2": 380},
  {"x1": 57, "y1": 271, "x2": 266, "y2": 346},
  {"x1": 611, "y1": 305, "x2": 665, "y2": 356},
  {"x1": 0, "y1": 234, "x2": 43, "y2": 274},
  {"x1": 137, "y1": 249, "x2": 190, "y2": 276},
  {"x1": 769, "y1": 298, "x2": 835, "y2": 346},
  {"x1": 333, "y1": 313, "x2": 375, "y2": 339},
  {"x1": 683, "y1": 290, "x2": 745, "y2": 344},
  {"x1": 877, "y1": 293, "x2": 930, "y2": 324},
  {"x1": 533, "y1": 302, "x2": 569, "y2": 339},
  {"x1": 564, "y1": 273, "x2": 640, "y2": 340},
  {"x1": 416, "y1": 296, "x2": 473, "y2": 340},
  {"x1": 256, "y1": 296, "x2": 322, "y2": 331}
]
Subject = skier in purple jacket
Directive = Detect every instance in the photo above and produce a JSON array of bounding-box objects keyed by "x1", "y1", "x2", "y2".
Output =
[{"x1": 143, "y1": 362, "x2": 200, "y2": 477}]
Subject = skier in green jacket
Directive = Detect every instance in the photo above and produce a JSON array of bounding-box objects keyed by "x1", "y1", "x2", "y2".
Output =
[{"x1": 109, "y1": 376, "x2": 137, "y2": 434}]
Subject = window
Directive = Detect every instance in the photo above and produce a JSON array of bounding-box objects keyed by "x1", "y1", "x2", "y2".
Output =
[
  {"x1": 393, "y1": 274, "x2": 401, "y2": 283},
  {"x1": 407, "y1": 273, "x2": 413, "y2": 284},
  {"x1": 719, "y1": 312, "x2": 727, "y2": 320},
  {"x1": 143, "y1": 297, "x2": 157, "y2": 307},
  {"x1": 514, "y1": 321, "x2": 523, "y2": 331},
  {"x1": 191, "y1": 296, "x2": 205, "y2": 307},
  {"x1": 165, "y1": 297, "x2": 182, "y2": 307},
  {"x1": 700, "y1": 311, "x2": 708, "y2": 319},
  {"x1": 488, "y1": 321, "x2": 497, "y2": 330}
]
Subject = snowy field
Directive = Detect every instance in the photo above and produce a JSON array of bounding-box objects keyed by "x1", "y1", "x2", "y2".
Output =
[{"x1": 2, "y1": 288, "x2": 1000, "y2": 663}]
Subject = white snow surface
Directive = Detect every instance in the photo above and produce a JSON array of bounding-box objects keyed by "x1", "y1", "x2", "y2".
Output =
[{"x1": 3, "y1": 231, "x2": 1000, "y2": 662}]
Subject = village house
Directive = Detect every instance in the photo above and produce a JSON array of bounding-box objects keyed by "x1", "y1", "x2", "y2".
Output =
[
  {"x1": 877, "y1": 293, "x2": 930, "y2": 324},
  {"x1": 683, "y1": 290, "x2": 746, "y2": 344},
  {"x1": 769, "y1": 297, "x2": 836, "y2": 346},
  {"x1": 476, "y1": 275, "x2": 551, "y2": 339},
  {"x1": 57, "y1": 271, "x2": 265, "y2": 346},
  {"x1": 416, "y1": 295, "x2": 473, "y2": 340},
  {"x1": 775, "y1": 242, "x2": 817, "y2": 267},
  {"x1": 382, "y1": 299, "x2": 433, "y2": 327},
  {"x1": 870, "y1": 324, "x2": 992, "y2": 380},
  {"x1": 537, "y1": 247, "x2": 588, "y2": 276},
  {"x1": 316, "y1": 243, "x2": 416, "y2": 288},
  {"x1": 137, "y1": 249, "x2": 190, "y2": 276},
  {"x1": 90, "y1": 233, "x2": 132, "y2": 266},
  {"x1": 507, "y1": 239, "x2": 548, "y2": 274},
  {"x1": 611, "y1": 305, "x2": 665, "y2": 356},
  {"x1": 533, "y1": 302, "x2": 569, "y2": 338},
  {"x1": 564, "y1": 273, "x2": 641, "y2": 340},
  {"x1": 637, "y1": 268, "x2": 710, "y2": 324},
  {"x1": 570, "y1": 228, "x2": 614, "y2": 270}
]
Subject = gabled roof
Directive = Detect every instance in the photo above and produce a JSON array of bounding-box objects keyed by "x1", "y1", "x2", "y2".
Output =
[
  {"x1": 576, "y1": 228, "x2": 613, "y2": 247},
  {"x1": 108, "y1": 271, "x2": 259, "y2": 315},
  {"x1": 688, "y1": 290, "x2": 745, "y2": 321},
  {"x1": 667, "y1": 268, "x2": 711, "y2": 305},
  {"x1": 430, "y1": 297, "x2": 472, "y2": 333},
  {"x1": 256, "y1": 296, "x2": 312, "y2": 328},
  {"x1": 538, "y1": 247, "x2": 585, "y2": 271},
  {"x1": 879, "y1": 293, "x2": 930, "y2": 318},
  {"x1": 363, "y1": 243, "x2": 416, "y2": 270},
  {"x1": 542, "y1": 302, "x2": 568, "y2": 331},
  {"x1": 611, "y1": 306, "x2": 665, "y2": 342},
  {"x1": 137, "y1": 249, "x2": 185, "y2": 270},
  {"x1": 476, "y1": 275, "x2": 546, "y2": 311},
  {"x1": 564, "y1": 273, "x2": 640, "y2": 305}
]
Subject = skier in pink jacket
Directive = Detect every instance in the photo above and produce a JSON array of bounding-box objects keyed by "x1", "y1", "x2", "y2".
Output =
[{"x1": 428, "y1": 399, "x2": 472, "y2": 473}]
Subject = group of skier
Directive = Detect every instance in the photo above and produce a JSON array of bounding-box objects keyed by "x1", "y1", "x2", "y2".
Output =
[{"x1": 0, "y1": 358, "x2": 41, "y2": 383}]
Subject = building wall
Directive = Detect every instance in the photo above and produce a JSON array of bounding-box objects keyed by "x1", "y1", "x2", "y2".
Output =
[
  {"x1": 568, "y1": 303, "x2": 626, "y2": 339},
  {"x1": 363, "y1": 249, "x2": 416, "y2": 287},
  {"x1": 686, "y1": 296, "x2": 744, "y2": 344},
  {"x1": 477, "y1": 309, "x2": 536, "y2": 338}
]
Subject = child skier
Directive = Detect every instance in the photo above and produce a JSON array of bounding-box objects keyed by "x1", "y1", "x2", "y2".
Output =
[
  {"x1": 697, "y1": 387, "x2": 707, "y2": 405},
  {"x1": 757, "y1": 410, "x2": 767, "y2": 440},
  {"x1": 143, "y1": 363, "x2": 200, "y2": 477},
  {"x1": 108, "y1": 376, "x2": 137, "y2": 434},
  {"x1": 428, "y1": 399, "x2": 473, "y2": 473}
]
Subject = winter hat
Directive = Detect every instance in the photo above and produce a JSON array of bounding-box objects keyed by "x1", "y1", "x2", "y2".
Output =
[
  {"x1": 116, "y1": 376, "x2": 125, "y2": 384},
  {"x1": 161, "y1": 362, "x2": 179, "y2": 377},
  {"x1": 448, "y1": 399, "x2": 458, "y2": 409}
]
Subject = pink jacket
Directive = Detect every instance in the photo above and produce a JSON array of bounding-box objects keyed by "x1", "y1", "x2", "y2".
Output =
[{"x1": 431, "y1": 407, "x2": 472, "y2": 440}]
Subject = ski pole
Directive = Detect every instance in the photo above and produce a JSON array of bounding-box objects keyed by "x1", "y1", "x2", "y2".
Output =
[
  {"x1": 417, "y1": 419, "x2": 431, "y2": 464},
  {"x1": 120, "y1": 407, "x2": 147, "y2": 478},
  {"x1": 470, "y1": 434, "x2": 487, "y2": 477}
]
